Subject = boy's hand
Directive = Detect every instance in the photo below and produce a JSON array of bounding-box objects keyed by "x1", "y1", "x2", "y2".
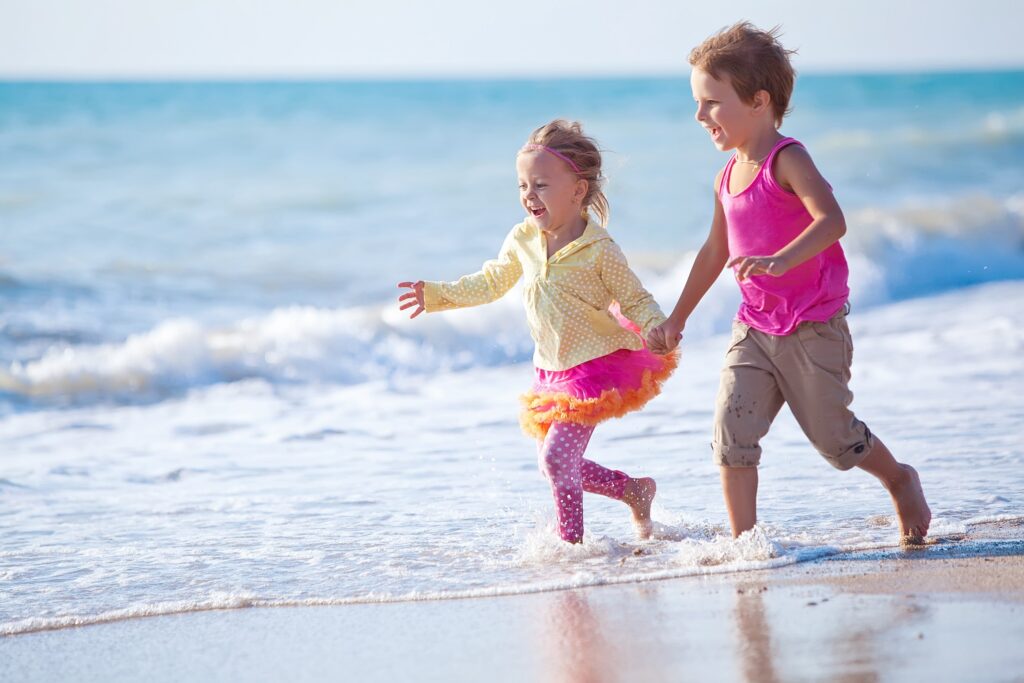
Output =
[
  {"x1": 727, "y1": 255, "x2": 790, "y2": 281},
  {"x1": 648, "y1": 319, "x2": 683, "y2": 355},
  {"x1": 397, "y1": 281, "x2": 426, "y2": 318}
]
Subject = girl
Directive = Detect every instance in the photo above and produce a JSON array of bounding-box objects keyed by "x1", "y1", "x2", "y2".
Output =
[{"x1": 398, "y1": 120, "x2": 676, "y2": 544}]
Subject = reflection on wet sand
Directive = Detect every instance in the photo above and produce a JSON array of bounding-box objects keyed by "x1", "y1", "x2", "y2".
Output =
[{"x1": 542, "y1": 591, "x2": 614, "y2": 683}]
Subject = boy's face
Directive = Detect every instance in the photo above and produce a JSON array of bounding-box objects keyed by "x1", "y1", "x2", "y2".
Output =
[{"x1": 690, "y1": 67, "x2": 757, "y2": 152}]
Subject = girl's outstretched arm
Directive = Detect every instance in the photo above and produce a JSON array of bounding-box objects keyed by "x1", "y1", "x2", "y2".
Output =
[
  {"x1": 648, "y1": 174, "x2": 730, "y2": 354},
  {"x1": 397, "y1": 228, "x2": 523, "y2": 319},
  {"x1": 728, "y1": 145, "x2": 846, "y2": 281}
]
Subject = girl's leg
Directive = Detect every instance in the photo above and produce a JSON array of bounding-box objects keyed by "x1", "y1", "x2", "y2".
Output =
[
  {"x1": 538, "y1": 422, "x2": 657, "y2": 542},
  {"x1": 580, "y1": 438, "x2": 658, "y2": 539},
  {"x1": 538, "y1": 421, "x2": 593, "y2": 543}
]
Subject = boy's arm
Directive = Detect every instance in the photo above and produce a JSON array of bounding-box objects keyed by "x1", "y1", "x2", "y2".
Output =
[
  {"x1": 729, "y1": 145, "x2": 846, "y2": 281},
  {"x1": 648, "y1": 173, "x2": 730, "y2": 353}
]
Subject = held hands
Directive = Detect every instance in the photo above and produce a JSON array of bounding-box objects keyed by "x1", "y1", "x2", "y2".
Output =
[
  {"x1": 397, "y1": 281, "x2": 426, "y2": 319},
  {"x1": 647, "y1": 319, "x2": 684, "y2": 355},
  {"x1": 727, "y1": 255, "x2": 790, "y2": 281}
]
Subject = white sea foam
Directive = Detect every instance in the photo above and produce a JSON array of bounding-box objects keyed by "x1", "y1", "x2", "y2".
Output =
[{"x1": 2, "y1": 194, "x2": 1021, "y2": 403}]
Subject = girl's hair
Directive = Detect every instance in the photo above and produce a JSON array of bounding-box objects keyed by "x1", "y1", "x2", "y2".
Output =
[
  {"x1": 522, "y1": 119, "x2": 609, "y2": 226},
  {"x1": 689, "y1": 21, "x2": 797, "y2": 128}
]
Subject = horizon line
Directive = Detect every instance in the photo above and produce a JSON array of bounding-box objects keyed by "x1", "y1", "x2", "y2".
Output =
[{"x1": 2, "y1": 63, "x2": 1024, "y2": 83}]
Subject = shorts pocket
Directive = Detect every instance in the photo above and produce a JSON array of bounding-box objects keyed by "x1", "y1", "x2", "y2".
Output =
[
  {"x1": 726, "y1": 321, "x2": 752, "y2": 353},
  {"x1": 796, "y1": 317, "x2": 849, "y2": 376}
]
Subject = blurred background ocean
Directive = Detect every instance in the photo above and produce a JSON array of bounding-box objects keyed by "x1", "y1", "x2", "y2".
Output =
[{"x1": 1, "y1": 73, "x2": 1023, "y2": 404}]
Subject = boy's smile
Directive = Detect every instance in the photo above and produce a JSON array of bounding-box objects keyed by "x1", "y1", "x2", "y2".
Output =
[{"x1": 691, "y1": 67, "x2": 758, "y2": 153}]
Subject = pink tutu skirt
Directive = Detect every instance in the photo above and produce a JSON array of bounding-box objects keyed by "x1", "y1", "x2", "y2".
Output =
[{"x1": 519, "y1": 310, "x2": 678, "y2": 439}]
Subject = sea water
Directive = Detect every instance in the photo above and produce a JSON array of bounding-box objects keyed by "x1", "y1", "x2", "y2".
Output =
[{"x1": 1, "y1": 74, "x2": 1023, "y2": 635}]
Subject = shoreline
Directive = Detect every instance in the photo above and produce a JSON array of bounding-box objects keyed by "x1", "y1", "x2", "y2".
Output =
[{"x1": 2, "y1": 540, "x2": 1023, "y2": 682}]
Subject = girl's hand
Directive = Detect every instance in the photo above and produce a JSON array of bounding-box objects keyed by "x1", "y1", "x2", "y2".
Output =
[
  {"x1": 648, "y1": 319, "x2": 683, "y2": 355},
  {"x1": 397, "y1": 281, "x2": 426, "y2": 319},
  {"x1": 727, "y1": 255, "x2": 789, "y2": 282}
]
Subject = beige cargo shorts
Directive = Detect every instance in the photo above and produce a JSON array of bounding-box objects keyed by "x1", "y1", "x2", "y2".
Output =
[{"x1": 712, "y1": 305, "x2": 874, "y2": 471}]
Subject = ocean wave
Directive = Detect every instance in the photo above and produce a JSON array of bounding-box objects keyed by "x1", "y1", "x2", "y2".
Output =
[
  {"x1": 9, "y1": 528, "x2": 1019, "y2": 638},
  {"x1": 1, "y1": 194, "x2": 1021, "y2": 404},
  {"x1": 844, "y1": 193, "x2": 1024, "y2": 304},
  {"x1": 0, "y1": 296, "x2": 532, "y2": 402},
  {"x1": 816, "y1": 106, "x2": 1024, "y2": 149},
  {"x1": 0, "y1": 527, "x2": 812, "y2": 638}
]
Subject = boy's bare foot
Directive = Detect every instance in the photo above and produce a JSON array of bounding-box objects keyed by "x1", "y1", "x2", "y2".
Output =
[
  {"x1": 887, "y1": 465, "x2": 931, "y2": 545},
  {"x1": 623, "y1": 477, "x2": 657, "y2": 539}
]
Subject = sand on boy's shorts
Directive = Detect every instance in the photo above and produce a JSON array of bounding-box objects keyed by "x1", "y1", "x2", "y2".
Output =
[{"x1": 712, "y1": 307, "x2": 874, "y2": 471}]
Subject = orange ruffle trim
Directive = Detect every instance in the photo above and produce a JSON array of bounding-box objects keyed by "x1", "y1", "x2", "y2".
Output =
[{"x1": 519, "y1": 350, "x2": 679, "y2": 440}]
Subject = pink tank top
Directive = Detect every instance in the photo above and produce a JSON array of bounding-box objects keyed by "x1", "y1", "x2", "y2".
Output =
[{"x1": 719, "y1": 137, "x2": 849, "y2": 336}]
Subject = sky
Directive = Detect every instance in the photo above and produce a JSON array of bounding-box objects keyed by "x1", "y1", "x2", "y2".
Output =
[{"x1": 2, "y1": 0, "x2": 1022, "y2": 78}]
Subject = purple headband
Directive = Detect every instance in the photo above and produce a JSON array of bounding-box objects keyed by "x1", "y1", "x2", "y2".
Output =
[{"x1": 523, "y1": 144, "x2": 581, "y2": 174}]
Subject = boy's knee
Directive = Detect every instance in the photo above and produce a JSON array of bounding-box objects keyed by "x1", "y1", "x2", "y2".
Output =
[
  {"x1": 711, "y1": 441, "x2": 762, "y2": 468},
  {"x1": 810, "y1": 422, "x2": 874, "y2": 471}
]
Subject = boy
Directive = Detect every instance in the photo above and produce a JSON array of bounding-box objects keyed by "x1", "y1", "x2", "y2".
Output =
[{"x1": 649, "y1": 22, "x2": 931, "y2": 543}]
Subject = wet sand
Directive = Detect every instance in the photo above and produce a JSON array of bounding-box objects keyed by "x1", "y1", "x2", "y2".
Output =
[{"x1": 2, "y1": 541, "x2": 1023, "y2": 683}]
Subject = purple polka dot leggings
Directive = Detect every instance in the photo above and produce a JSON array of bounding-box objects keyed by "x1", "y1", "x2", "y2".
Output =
[{"x1": 537, "y1": 421, "x2": 630, "y2": 543}]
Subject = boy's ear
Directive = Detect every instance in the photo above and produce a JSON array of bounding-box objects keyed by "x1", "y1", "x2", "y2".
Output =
[{"x1": 752, "y1": 89, "x2": 772, "y2": 115}]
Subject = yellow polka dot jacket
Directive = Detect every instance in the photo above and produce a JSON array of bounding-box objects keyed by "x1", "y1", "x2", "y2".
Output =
[{"x1": 422, "y1": 217, "x2": 667, "y2": 371}]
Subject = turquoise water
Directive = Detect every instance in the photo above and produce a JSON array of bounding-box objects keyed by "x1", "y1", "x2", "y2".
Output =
[{"x1": 2, "y1": 73, "x2": 1023, "y2": 402}]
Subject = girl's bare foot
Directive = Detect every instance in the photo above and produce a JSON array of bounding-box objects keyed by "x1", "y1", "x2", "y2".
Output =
[
  {"x1": 623, "y1": 477, "x2": 657, "y2": 539},
  {"x1": 887, "y1": 464, "x2": 931, "y2": 545}
]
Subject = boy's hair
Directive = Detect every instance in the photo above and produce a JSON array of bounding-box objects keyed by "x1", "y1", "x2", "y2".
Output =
[
  {"x1": 522, "y1": 119, "x2": 609, "y2": 226},
  {"x1": 689, "y1": 22, "x2": 797, "y2": 127}
]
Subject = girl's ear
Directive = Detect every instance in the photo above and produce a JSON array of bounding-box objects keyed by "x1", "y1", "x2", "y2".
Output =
[
  {"x1": 752, "y1": 89, "x2": 772, "y2": 115},
  {"x1": 574, "y1": 178, "x2": 589, "y2": 204}
]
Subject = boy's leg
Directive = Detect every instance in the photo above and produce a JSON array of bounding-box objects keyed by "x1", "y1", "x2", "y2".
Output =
[
  {"x1": 776, "y1": 312, "x2": 930, "y2": 541},
  {"x1": 720, "y1": 466, "x2": 759, "y2": 535},
  {"x1": 713, "y1": 322, "x2": 785, "y2": 537},
  {"x1": 855, "y1": 438, "x2": 931, "y2": 541}
]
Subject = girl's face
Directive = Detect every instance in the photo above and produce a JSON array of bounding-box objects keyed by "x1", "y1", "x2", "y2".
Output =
[
  {"x1": 691, "y1": 67, "x2": 759, "y2": 152},
  {"x1": 516, "y1": 150, "x2": 587, "y2": 233}
]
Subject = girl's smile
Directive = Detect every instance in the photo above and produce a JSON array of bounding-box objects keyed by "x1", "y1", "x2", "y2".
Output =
[{"x1": 516, "y1": 149, "x2": 587, "y2": 236}]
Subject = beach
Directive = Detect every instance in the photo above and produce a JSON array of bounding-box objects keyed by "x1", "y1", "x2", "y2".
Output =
[
  {"x1": 1, "y1": 75, "x2": 1023, "y2": 678},
  {"x1": 3, "y1": 542, "x2": 1023, "y2": 682}
]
